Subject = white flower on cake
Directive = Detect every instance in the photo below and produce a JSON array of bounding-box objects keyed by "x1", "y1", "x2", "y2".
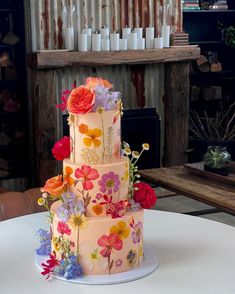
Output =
[{"x1": 79, "y1": 241, "x2": 108, "y2": 272}]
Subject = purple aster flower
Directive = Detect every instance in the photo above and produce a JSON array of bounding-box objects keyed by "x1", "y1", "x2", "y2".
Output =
[
  {"x1": 69, "y1": 199, "x2": 85, "y2": 216},
  {"x1": 128, "y1": 199, "x2": 141, "y2": 211},
  {"x1": 98, "y1": 172, "x2": 120, "y2": 195},
  {"x1": 93, "y1": 85, "x2": 120, "y2": 111},
  {"x1": 57, "y1": 206, "x2": 70, "y2": 222},
  {"x1": 131, "y1": 221, "x2": 143, "y2": 244},
  {"x1": 62, "y1": 192, "x2": 77, "y2": 206}
]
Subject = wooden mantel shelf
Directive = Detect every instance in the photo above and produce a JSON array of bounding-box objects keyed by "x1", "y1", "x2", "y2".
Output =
[{"x1": 27, "y1": 46, "x2": 200, "y2": 69}]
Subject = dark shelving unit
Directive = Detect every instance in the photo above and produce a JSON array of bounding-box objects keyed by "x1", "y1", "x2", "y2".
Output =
[{"x1": 0, "y1": 0, "x2": 28, "y2": 188}]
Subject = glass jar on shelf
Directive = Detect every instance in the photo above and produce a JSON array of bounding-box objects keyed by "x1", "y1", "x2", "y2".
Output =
[{"x1": 203, "y1": 146, "x2": 231, "y2": 176}]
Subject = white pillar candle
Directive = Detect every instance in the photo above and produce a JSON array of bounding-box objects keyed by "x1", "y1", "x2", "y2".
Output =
[
  {"x1": 101, "y1": 27, "x2": 110, "y2": 39},
  {"x1": 78, "y1": 33, "x2": 88, "y2": 51},
  {"x1": 137, "y1": 38, "x2": 145, "y2": 50},
  {"x1": 82, "y1": 28, "x2": 92, "y2": 51},
  {"x1": 161, "y1": 25, "x2": 170, "y2": 48},
  {"x1": 64, "y1": 27, "x2": 74, "y2": 50},
  {"x1": 119, "y1": 39, "x2": 127, "y2": 50},
  {"x1": 101, "y1": 38, "x2": 110, "y2": 51},
  {"x1": 134, "y1": 27, "x2": 143, "y2": 39},
  {"x1": 154, "y1": 37, "x2": 163, "y2": 49},
  {"x1": 146, "y1": 27, "x2": 154, "y2": 49},
  {"x1": 122, "y1": 27, "x2": 131, "y2": 40},
  {"x1": 92, "y1": 33, "x2": 101, "y2": 51},
  {"x1": 128, "y1": 32, "x2": 137, "y2": 50},
  {"x1": 110, "y1": 33, "x2": 120, "y2": 51}
]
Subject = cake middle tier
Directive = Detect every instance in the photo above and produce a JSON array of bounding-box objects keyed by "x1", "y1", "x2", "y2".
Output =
[{"x1": 63, "y1": 156, "x2": 130, "y2": 217}]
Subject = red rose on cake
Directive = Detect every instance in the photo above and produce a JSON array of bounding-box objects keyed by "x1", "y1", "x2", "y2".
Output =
[
  {"x1": 52, "y1": 136, "x2": 70, "y2": 160},
  {"x1": 67, "y1": 86, "x2": 95, "y2": 114},
  {"x1": 133, "y1": 182, "x2": 157, "y2": 209},
  {"x1": 41, "y1": 175, "x2": 65, "y2": 198}
]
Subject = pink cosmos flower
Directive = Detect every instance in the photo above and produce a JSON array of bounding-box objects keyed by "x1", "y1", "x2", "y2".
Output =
[
  {"x1": 98, "y1": 172, "x2": 120, "y2": 195},
  {"x1": 75, "y1": 165, "x2": 99, "y2": 190},
  {"x1": 57, "y1": 221, "x2": 71, "y2": 236},
  {"x1": 97, "y1": 233, "x2": 123, "y2": 257}
]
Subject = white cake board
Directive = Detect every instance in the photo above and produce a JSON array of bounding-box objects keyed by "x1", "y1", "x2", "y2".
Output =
[{"x1": 35, "y1": 244, "x2": 158, "y2": 285}]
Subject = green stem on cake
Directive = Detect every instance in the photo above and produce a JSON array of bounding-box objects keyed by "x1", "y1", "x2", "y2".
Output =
[
  {"x1": 99, "y1": 112, "x2": 105, "y2": 164},
  {"x1": 108, "y1": 255, "x2": 111, "y2": 274},
  {"x1": 44, "y1": 197, "x2": 53, "y2": 223}
]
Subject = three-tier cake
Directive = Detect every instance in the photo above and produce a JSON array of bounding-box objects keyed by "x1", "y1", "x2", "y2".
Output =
[{"x1": 37, "y1": 77, "x2": 157, "y2": 279}]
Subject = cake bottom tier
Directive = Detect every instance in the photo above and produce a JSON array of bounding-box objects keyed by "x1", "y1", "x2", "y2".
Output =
[{"x1": 51, "y1": 201, "x2": 144, "y2": 275}]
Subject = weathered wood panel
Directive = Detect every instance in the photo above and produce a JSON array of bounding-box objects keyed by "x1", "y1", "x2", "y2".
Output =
[
  {"x1": 30, "y1": 70, "x2": 61, "y2": 185},
  {"x1": 164, "y1": 62, "x2": 190, "y2": 166},
  {"x1": 28, "y1": 47, "x2": 200, "y2": 69}
]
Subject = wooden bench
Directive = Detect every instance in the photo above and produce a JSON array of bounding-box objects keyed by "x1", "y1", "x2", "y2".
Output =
[{"x1": 139, "y1": 166, "x2": 235, "y2": 215}]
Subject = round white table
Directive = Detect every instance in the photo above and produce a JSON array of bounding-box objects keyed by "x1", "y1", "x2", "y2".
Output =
[{"x1": 0, "y1": 210, "x2": 235, "y2": 294}]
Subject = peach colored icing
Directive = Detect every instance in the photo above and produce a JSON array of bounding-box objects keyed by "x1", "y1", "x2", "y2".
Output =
[
  {"x1": 63, "y1": 157, "x2": 129, "y2": 217},
  {"x1": 50, "y1": 108, "x2": 144, "y2": 276},
  {"x1": 51, "y1": 201, "x2": 144, "y2": 275},
  {"x1": 69, "y1": 109, "x2": 121, "y2": 165}
]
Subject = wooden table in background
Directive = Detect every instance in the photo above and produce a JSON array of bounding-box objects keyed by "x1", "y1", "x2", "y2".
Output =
[{"x1": 139, "y1": 166, "x2": 235, "y2": 215}]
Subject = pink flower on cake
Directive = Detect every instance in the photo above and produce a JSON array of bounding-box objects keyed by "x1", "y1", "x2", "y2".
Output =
[
  {"x1": 56, "y1": 84, "x2": 75, "y2": 112},
  {"x1": 41, "y1": 252, "x2": 60, "y2": 279},
  {"x1": 57, "y1": 221, "x2": 71, "y2": 236},
  {"x1": 41, "y1": 175, "x2": 65, "y2": 198},
  {"x1": 67, "y1": 86, "x2": 95, "y2": 114},
  {"x1": 52, "y1": 136, "x2": 70, "y2": 160},
  {"x1": 133, "y1": 182, "x2": 157, "y2": 209},
  {"x1": 75, "y1": 165, "x2": 99, "y2": 190},
  {"x1": 86, "y1": 77, "x2": 113, "y2": 89},
  {"x1": 98, "y1": 172, "x2": 120, "y2": 195},
  {"x1": 98, "y1": 233, "x2": 123, "y2": 258}
]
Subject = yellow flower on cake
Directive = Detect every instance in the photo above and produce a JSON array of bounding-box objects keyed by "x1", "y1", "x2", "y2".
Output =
[
  {"x1": 110, "y1": 221, "x2": 130, "y2": 240},
  {"x1": 69, "y1": 213, "x2": 88, "y2": 230},
  {"x1": 83, "y1": 128, "x2": 102, "y2": 148}
]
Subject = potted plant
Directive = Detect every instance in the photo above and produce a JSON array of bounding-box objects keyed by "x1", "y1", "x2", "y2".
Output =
[
  {"x1": 203, "y1": 146, "x2": 231, "y2": 175},
  {"x1": 189, "y1": 101, "x2": 235, "y2": 162}
]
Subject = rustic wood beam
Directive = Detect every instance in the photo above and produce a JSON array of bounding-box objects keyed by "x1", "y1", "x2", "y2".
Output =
[
  {"x1": 30, "y1": 69, "x2": 61, "y2": 186},
  {"x1": 163, "y1": 62, "x2": 190, "y2": 166},
  {"x1": 27, "y1": 47, "x2": 200, "y2": 69}
]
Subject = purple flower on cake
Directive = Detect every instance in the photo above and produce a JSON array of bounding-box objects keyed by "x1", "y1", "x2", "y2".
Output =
[
  {"x1": 130, "y1": 221, "x2": 143, "y2": 244},
  {"x1": 57, "y1": 192, "x2": 85, "y2": 222},
  {"x1": 57, "y1": 206, "x2": 70, "y2": 222},
  {"x1": 98, "y1": 172, "x2": 120, "y2": 195},
  {"x1": 92, "y1": 85, "x2": 120, "y2": 111},
  {"x1": 35, "y1": 229, "x2": 51, "y2": 256}
]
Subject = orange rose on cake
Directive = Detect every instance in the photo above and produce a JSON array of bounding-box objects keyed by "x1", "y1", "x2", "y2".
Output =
[
  {"x1": 67, "y1": 86, "x2": 95, "y2": 114},
  {"x1": 41, "y1": 175, "x2": 65, "y2": 198},
  {"x1": 86, "y1": 77, "x2": 113, "y2": 89}
]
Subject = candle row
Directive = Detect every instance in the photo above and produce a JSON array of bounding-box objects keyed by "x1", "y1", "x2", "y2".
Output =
[{"x1": 64, "y1": 26, "x2": 171, "y2": 51}]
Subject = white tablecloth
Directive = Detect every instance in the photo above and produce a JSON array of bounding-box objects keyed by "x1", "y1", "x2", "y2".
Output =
[{"x1": 0, "y1": 210, "x2": 235, "y2": 294}]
